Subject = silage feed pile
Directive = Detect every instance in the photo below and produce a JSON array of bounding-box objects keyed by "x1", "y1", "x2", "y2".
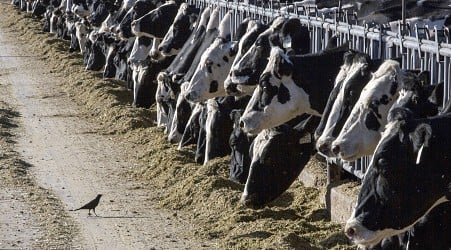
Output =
[{"x1": 1, "y1": 6, "x2": 355, "y2": 249}]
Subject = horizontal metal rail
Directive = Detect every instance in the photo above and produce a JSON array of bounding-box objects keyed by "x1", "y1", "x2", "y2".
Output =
[{"x1": 190, "y1": 0, "x2": 451, "y2": 179}]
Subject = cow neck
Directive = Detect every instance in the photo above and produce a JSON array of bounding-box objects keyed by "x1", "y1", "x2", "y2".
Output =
[{"x1": 291, "y1": 49, "x2": 346, "y2": 114}]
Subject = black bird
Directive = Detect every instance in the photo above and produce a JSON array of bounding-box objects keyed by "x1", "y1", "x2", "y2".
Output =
[{"x1": 70, "y1": 194, "x2": 102, "y2": 216}]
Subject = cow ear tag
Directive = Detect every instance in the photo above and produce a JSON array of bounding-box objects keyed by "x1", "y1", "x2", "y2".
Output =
[
  {"x1": 416, "y1": 144, "x2": 424, "y2": 165},
  {"x1": 283, "y1": 35, "x2": 292, "y2": 49}
]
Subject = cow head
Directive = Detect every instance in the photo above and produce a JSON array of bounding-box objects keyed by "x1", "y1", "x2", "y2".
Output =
[
  {"x1": 74, "y1": 19, "x2": 90, "y2": 54},
  {"x1": 89, "y1": 0, "x2": 116, "y2": 27},
  {"x1": 168, "y1": 82, "x2": 193, "y2": 144},
  {"x1": 228, "y1": 109, "x2": 253, "y2": 184},
  {"x1": 178, "y1": 102, "x2": 203, "y2": 150},
  {"x1": 155, "y1": 71, "x2": 177, "y2": 128},
  {"x1": 158, "y1": 3, "x2": 199, "y2": 57},
  {"x1": 184, "y1": 12, "x2": 237, "y2": 102},
  {"x1": 116, "y1": 0, "x2": 157, "y2": 39},
  {"x1": 168, "y1": 82, "x2": 192, "y2": 143},
  {"x1": 185, "y1": 37, "x2": 236, "y2": 102},
  {"x1": 240, "y1": 121, "x2": 314, "y2": 208},
  {"x1": 331, "y1": 60, "x2": 429, "y2": 161},
  {"x1": 227, "y1": 17, "x2": 310, "y2": 97},
  {"x1": 387, "y1": 72, "x2": 440, "y2": 121},
  {"x1": 239, "y1": 48, "x2": 311, "y2": 135},
  {"x1": 228, "y1": 17, "x2": 286, "y2": 96},
  {"x1": 204, "y1": 97, "x2": 237, "y2": 165},
  {"x1": 224, "y1": 19, "x2": 267, "y2": 96},
  {"x1": 72, "y1": 1, "x2": 90, "y2": 18},
  {"x1": 239, "y1": 44, "x2": 349, "y2": 136},
  {"x1": 131, "y1": 1, "x2": 179, "y2": 39},
  {"x1": 316, "y1": 52, "x2": 380, "y2": 157},
  {"x1": 344, "y1": 115, "x2": 451, "y2": 246}
]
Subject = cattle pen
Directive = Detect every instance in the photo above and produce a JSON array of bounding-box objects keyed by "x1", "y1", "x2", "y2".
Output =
[
  {"x1": 186, "y1": 0, "x2": 451, "y2": 179},
  {"x1": 2, "y1": 0, "x2": 451, "y2": 249}
]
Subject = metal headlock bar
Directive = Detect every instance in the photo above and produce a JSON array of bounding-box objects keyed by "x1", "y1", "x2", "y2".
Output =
[{"x1": 189, "y1": 0, "x2": 451, "y2": 179}]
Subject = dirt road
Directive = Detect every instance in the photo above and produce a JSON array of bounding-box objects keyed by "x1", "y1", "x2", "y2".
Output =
[{"x1": 0, "y1": 10, "x2": 212, "y2": 250}]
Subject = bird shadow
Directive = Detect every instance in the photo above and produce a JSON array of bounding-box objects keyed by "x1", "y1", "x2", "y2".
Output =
[{"x1": 89, "y1": 215, "x2": 154, "y2": 219}]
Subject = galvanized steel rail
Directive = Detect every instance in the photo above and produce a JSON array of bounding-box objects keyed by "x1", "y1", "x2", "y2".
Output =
[{"x1": 189, "y1": 0, "x2": 451, "y2": 179}]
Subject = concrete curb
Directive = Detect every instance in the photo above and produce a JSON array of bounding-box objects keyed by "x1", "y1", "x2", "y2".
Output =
[{"x1": 299, "y1": 156, "x2": 360, "y2": 224}]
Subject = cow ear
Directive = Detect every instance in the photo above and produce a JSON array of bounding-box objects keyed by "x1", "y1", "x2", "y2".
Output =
[
  {"x1": 370, "y1": 58, "x2": 384, "y2": 72},
  {"x1": 417, "y1": 71, "x2": 430, "y2": 86},
  {"x1": 269, "y1": 33, "x2": 280, "y2": 47},
  {"x1": 388, "y1": 107, "x2": 414, "y2": 123},
  {"x1": 360, "y1": 63, "x2": 370, "y2": 76},
  {"x1": 410, "y1": 123, "x2": 432, "y2": 154},
  {"x1": 229, "y1": 42, "x2": 238, "y2": 57},
  {"x1": 275, "y1": 55, "x2": 292, "y2": 77}
]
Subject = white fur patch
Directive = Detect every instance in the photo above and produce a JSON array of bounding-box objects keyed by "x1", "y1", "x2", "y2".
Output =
[{"x1": 416, "y1": 144, "x2": 425, "y2": 164}]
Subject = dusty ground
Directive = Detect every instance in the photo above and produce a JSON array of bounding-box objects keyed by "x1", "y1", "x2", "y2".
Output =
[{"x1": 0, "y1": 3, "x2": 355, "y2": 249}]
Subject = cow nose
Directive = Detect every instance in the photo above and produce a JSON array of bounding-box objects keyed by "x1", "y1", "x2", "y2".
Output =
[
  {"x1": 318, "y1": 142, "x2": 329, "y2": 155},
  {"x1": 225, "y1": 83, "x2": 238, "y2": 94},
  {"x1": 239, "y1": 120, "x2": 245, "y2": 129},
  {"x1": 344, "y1": 226, "x2": 356, "y2": 239},
  {"x1": 185, "y1": 92, "x2": 191, "y2": 101},
  {"x1": 131, "y1": 20, "x2": 136, "y2": 28},
  {"x1": 331, "y1": 144, "x2": 340, "y2": 155}
]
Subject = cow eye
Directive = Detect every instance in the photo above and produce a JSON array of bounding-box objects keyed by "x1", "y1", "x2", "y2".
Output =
[
  {"x1": 205, "y1": 59, "x2": 213, "y2": 67},
  {"x1": 377, "y1": 157, "x2": 387, "y2": 167}
]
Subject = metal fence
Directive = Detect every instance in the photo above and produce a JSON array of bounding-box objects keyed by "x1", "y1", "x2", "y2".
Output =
[{"x1": 188, "y1": 0, "x2": 451, "y2": 179}]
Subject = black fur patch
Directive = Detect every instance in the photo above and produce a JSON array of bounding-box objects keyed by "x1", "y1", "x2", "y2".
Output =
[
  {"x1": 390, "y1": 81, "x2": 398, "y2": 95},
  {"x1": 223, "y1": 56, "x2": 229, "y2": 63},
  {"x1": 364, "y1": 111, "x2": 380, "y2": 131},
  {"x1": 209, "y1": 80, "x2": 218, "y2": 93},
  {"x1": 277, "y1": 84, "x2": 290, "y2": 104},
  {"x1": 380, "y1": 94, "x2": 389, "y2": 105}
]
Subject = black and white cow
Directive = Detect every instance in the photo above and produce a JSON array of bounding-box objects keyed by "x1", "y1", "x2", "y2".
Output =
[
  {"x1": 113, "y1": 37, "x2": 135, "y2": 81},
  {"x1": 331, "y1": 60, "x2": 432, "y2": 161},
  {"x1": 116, "y1": 0, "x2": 156, "y2": 39},
  {"x1": 240, "y1": 114, "x2": 320, "y2": 208},
  {"x1": 167, "y1": 82, "x2": 193, "y2": 143},
  {"x1": 71, "y1": 0, "x2": 91, "y2": 18},
  {"x1": 157, "y1": 7, "x2": 219, "y2": 136},
  {"x1": 239, "y1": 44, "x2": 348, "y2": 135},
  {"x1": 184, "y1": 11, "x2": 240, "y2": 102},
  {"x1": 228, "y1": 106, "x2": 253, "y2": 184},
  {"x1": 315, "y1": 51, "x2": 383, "y2": 157},
  {"x1": 131, "y1": 56, "x2": 173, "y2": 108},
  {"x1": 203, "y1": 96, "x2": 236, "y2": 164},
  {"x1": 88, "y1": 0, "x2": 118, "y2": 28},
  {"x1": 344, "y1": 108, "x2": 451, "y2": 247},
  {"x1": 153, "y1": 6, "x2": 211, "y2": 129},
  {"x1": 84, "y1": 30, "x2": 107, "y2": 71},
  {"x1": 131, "y1": 1, "x2": 180, "y2": 39},
  {"x1": 195, "y1": 102, "x2": 208, "y2": 164},
  {"x1": 367, "y1": 202, "x2": 450, "y2": 250},
  {"x1": 178, "y1": 102, "x2": 204, "y2": 149},
  {"x1": 31, "y1": 0, "x2": 49, "y2": 17},
  {"x1": 74, "y1": 19, "x2": 90, "y2": 54},
  {"x1": 228, "y1": 17, "x2": 311, "y2": 96},
  {"x1": 127, "y1": 1, "x2": 178, "y2": 67},
  {"x1": 157, "y1": 3, "x2": 200, "y2": 57},
  {"x1": 223, "y1": 19, "x2": 267, "y2": 96}
]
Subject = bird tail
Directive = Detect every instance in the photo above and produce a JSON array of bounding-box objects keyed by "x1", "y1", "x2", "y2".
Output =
[{"x1": 69, "y1": 208, "x2": 81, "y2": 211}]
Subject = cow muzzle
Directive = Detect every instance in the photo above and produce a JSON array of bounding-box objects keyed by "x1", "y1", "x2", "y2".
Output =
[
  {"x1": 344, "y1": 219, "x2": 382, "y2": 246},
  {"x1": 240, "y1": 193, "x2": 264, "y2": 209}
]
